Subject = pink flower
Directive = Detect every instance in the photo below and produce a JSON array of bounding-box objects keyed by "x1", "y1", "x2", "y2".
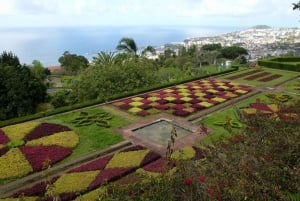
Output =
[
  {"x1": 184, "y1": 178, "x2": 193, "y2": 185},
  {"x1": 198, "y1": 176, "x2": 206, "y2": 183}
]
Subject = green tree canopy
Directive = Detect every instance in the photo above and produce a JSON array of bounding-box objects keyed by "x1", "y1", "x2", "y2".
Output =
[
  {"x1": 116, "y1": 37, "x2": 138, "y2": 55},
  {"x1": 0, "y1": 51, "x2": 21, "y2": 67},
  {"x1": 0, "y1": 52, "x2": 47, "y2": 120},
  {"x1": 201, "y1": 43, "x2": 222, "y2": 51},
  {"x1": 58, "y1": 51, "x2": 89, "y2": 75},
  {"x1": 293, "y1": 1, "x2": 300, "y2": 10},
  {"x1": 220, "y1": 46, "x2": 248, "y2": 60},
  {"x1": 141, "y1": 45, "x2": 156, "y2": 56},
  {"x1": 30, "y1": 60, "x2": 48, "y2": 81}
]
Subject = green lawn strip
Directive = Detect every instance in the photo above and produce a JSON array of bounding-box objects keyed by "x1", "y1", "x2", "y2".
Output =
[
  {"x1": 194, "y1": 91, "x2": 298, "y2": 146},
  {"x1": 282, "y1": 78, "x2": 300, "y2": 94},
  {"x1": 218, "y1": 67, "x2": 299, "y2": 87},
  {"x1": 42, "y1": 107, "x2": 129, "y2": 161}
]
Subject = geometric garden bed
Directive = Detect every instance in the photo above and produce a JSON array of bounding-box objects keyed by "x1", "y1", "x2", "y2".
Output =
[
  {"x1": 5, "y1": 145, "x2": 205, "y2": 201},
  {"x1": 0, "y1": 122, "x2": 79, "y2": 182},
  {"x1": 113, "y1": 78, "x2": 252, "y2": 117}
]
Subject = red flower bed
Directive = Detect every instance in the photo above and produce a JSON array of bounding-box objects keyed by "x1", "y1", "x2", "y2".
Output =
[
  {"x1": 142, "y1": 157, "x2": 175, "y2": 173},
  {"x1": 89, "y1": 167, "x2": 135, "y2": 191},
  {"x1": 24, "y1": 123, "x2": 71, "y2": 141},
  {"x1": 21, "y1": 146, "x2": 73, "y2": 171},
  {"x1": 69, "y1": 155, "x2": 114, "y2": 173},
  {"x1": 258, "y1": 74, "x2": 282, "y2": 82},
  {"x1": 249, "y1": 103, "x2": 274, "y2": 113},
  {"x1": 0, "y1": 129, "x2": 9, "y2": 144},
  {"x1": 244, "y1": 72, "x2": 271, "y2": 81},
  {"x1": 226, "y1": 70, "x2": 261, "y2": 80}
]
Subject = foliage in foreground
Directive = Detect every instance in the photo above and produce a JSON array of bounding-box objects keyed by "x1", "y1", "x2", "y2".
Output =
[{"x1": 106, "y1": 100, "x2": 300, "y2": 201}]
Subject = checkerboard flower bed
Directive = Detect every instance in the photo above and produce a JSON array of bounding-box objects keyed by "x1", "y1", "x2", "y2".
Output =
[
  {"x1": 9, "y1": 145, "x2": 161, "y2": 201},
  {"x1": 0, "y1": 122, "x2": 79, "y2": 180},
  {"x1": 113, "y1": 79, "x2": 252, "y2": 117}
]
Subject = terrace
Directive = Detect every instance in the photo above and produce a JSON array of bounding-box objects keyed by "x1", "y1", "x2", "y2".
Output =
[{"x1": 0, "y1": 66, "x2": 299, "y2": 200}]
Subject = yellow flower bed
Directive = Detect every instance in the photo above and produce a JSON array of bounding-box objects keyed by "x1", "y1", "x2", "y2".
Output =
[
  {"x1": 52, "y1": 171, "x2": 100, "y2": 194},
  {"x1": 0, "y1": 148, "x2": 33, "y2": 179},
  {"x1": 74, "y1": 187, "x2": 107, "y2": 201},
  {"x1": 26, "y1": 131, "x2": 79, "y2": 148},
  {"x1": 199, "y1": 102, "x2": 213, "y2": 108},
  {"x1": 0, "y1": 144, "x2": 4, "y2": 149},
  {"x1": 2, "y1": 122, "x2": 41, "y2": 140},
  {"x1": 105, "y1": 150, "x2": 149, "y2": 169},
  {"x1": 171, "y1": 146, "x2": 195, "y2": 160}
]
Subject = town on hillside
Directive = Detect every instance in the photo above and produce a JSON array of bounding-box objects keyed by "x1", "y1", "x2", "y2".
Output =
[{"x1": 151, "y1": 25, "x2": 300, "y2": 62}]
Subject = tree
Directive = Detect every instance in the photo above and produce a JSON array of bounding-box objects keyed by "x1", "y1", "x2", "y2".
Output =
[
  {"x1": 31, "y1": 60, "x2": 47, "y2": 81},
  {"x1": 116, "y1": 37, "x2": 138, "y2": 55},
  {"x1": 58, "y1": 51, "x2": 89, "y2": 75},
  {"x1": 0, "y1": 51, "x2": 21, "y2": 67},
  {"x1": 220, "y1": 46, "x2": 248, "y2": 60},
  {"x1": 293, "y1": 1, "x2": 300, "y2": 10},
  {"x1": 0, "y1": 52, "x2": 47, "y2": 120},
  {"x1": 141, "y1": 46, "x2": 156, "y2": 56},
  {"x1": 201, "y1": 43, "x2": 222, "y2": 51},
  {"x1": 92, "y1": 51, "x2": 116, "y2": 67}
]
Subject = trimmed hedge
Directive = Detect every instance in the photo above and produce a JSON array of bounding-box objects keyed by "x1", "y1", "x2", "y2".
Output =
[
  {"x1": 258, "y1": 57, "x2": 300, "y2": 72},
  {"x1": 0, "y1": 67, "x2": 239, "y2": 127}
]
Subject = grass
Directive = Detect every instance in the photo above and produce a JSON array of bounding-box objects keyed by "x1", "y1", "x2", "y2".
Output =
[
  {"x1": 282, "y1": 78, "x2": 300, "y2": 94},
  {"x1": 194, "y1": 91, "x2": 298, "y2": 145},
  {"x1": 218, "y1": 67, "x2": 299, "y2": 87},
  {"x1": 42, "y1": 107, "x2": 130, "y2": 161}
]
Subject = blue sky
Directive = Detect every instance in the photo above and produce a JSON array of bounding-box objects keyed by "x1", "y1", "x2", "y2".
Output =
[{"x1": 0, "y1": 0, "x2": 299, "y2": 28}]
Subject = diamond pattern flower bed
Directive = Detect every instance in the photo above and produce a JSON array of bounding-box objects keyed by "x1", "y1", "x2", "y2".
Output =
[
  {"x1": 9, "y1": 145, "x2": 161, "y2": 201},
  {"x1": 113, "y1": 79, "x2": 252, "y2": 117},
  {"x1": 0, "y1": 122, "x2": 79, "y2": 181}
]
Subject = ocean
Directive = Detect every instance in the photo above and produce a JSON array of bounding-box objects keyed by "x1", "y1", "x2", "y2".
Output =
[{"x1": 0, "y1": 25, "x2": 244, "y2": 66}]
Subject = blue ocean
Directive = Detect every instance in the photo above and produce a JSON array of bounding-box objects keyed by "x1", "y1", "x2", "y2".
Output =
[{"x1": 0, "y1": 26, "x2": 244, "y2": 66}]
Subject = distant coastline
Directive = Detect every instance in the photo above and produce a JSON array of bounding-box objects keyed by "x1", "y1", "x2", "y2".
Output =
[{"x1": 0, "y1": 25, "x2": 246, "y2": 66}]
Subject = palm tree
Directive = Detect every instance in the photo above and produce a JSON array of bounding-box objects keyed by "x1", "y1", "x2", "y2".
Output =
[
  {"x1": 116, "y1": 37, "x2": 138, "y2": 55},
  {"x1": 92, "y1": 51, "x2": 116, "y2": 67},
  {"x1": 141, "y1": 45, "x2": 156, "y2": 56}
]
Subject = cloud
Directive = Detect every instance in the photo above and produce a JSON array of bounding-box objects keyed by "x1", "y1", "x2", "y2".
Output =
[{"x1": 0, "y1": 0, "x2": 299, "y2": 27}]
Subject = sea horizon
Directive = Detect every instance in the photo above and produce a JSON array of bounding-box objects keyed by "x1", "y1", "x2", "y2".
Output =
[{"x1": 0, "y1": 25, "x2": 246, "y2": 66}]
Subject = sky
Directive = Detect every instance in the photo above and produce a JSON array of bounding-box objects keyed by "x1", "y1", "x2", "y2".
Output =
[{"x1": 0, "y1": 0, "x2": 299, "y2": 28}]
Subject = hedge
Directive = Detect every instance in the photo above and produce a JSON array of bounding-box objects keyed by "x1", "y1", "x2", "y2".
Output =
[
  {"x1": 0, "y1": 67, "x2": 239, "y2": 127},
  {"x1": 258, "y1": 57, "x2": 300, "y2": 72}
]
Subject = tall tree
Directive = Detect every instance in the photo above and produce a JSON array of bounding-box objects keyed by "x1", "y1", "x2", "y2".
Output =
[
  {"x1": 293, "y1": 1, "x2": 300, "y2": 10},
  {"x1": 58, "y1": 51, "x2": 89, "y2": 75},
  {"x1": 92, "y1": 51, "x2": 116, "y2": 67},
  {"x1": 31, "y1": 60, "x2": 47, "y2": 81},
  {"x1": 141, "y1": 45, "x2": 156, "y2": 56},
  {"x1": 0, "y1": 51, "x2": 20, "y2": 67},
  {"x1": 0, "y1": 52, "x2": 47, "y2": 120},
  {"x1": 116, "y1": 37, "x2": 138, "y2": 55},
  {"x1": 220, "y1": 46, "x2": 248, "y2": 60}
]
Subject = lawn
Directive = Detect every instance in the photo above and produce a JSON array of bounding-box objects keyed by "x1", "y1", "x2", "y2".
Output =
[
  {"x1": 218, "y1": 67, "x2": 299, "y2": 87},
  {"x1": 42, "y1": 107, "x2": 130, "y2": 161},
  {"x1": 194, "y1": 91, "x2": 298, "y2": 145},
  {"x1": 282, "y1": 77, "x2": 300, "y2": 94}
]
